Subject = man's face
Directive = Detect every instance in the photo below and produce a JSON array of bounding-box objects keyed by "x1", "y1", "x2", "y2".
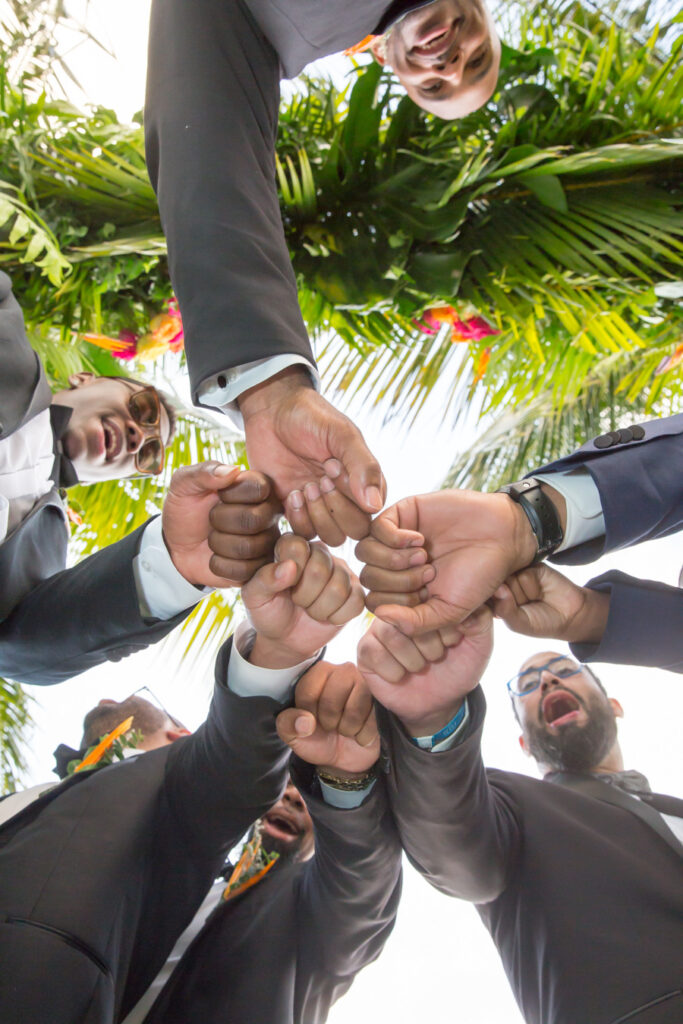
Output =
[
  {"x1": 52, "y1": 373, "x2": 171, "y2": 482},
  {"x1": 513, "y1": 651, "x2": 621, "y2": 773},
  {"x1": 260, "y1": 782, "x2": 315, "y2": 863},
  {"x1": 375, "y1": 0, "x2": 501, "y2": 119}
]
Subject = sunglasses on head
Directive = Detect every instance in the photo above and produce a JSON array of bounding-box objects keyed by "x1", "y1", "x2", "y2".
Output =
[{"x1": 127, "y1": 386, "x2": 166, "y2": 475}]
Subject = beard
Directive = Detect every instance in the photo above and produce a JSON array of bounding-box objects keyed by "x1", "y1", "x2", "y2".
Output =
[
  {"x1": 261, "y1": 829, "x2": 304, "y2": 864},
  {"x1": 524, "y1": 691, "x2": 618, "y2": 773}
]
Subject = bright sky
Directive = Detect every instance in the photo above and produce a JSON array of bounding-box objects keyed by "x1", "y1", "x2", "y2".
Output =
[{"x1": 20, "y1": 4, "x2": 683, "y2": 1023}]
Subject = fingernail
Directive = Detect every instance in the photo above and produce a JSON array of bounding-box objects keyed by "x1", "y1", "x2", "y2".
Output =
[
  {"x1": 320, "y1": 476, "x2": 335, "y2": 494},
  {"x1": 304, "y1": 482, "x2": 320, "y2": 502},
  {"x1": 423, "y1": 565, "x2": 436, "y2": 583},
  {"x1": 419, "y1": 586, "x2": 430, "y2": 601},
  {"x1": 410, "y1": 535, "x2": 425, "y2": 547},
  {"x1": 365, "y1": 486, "x2": 382, "y2": 511},
  {"x1": 289, "y1": 490, "x2": 304, "y2": 510},
  {"x1": 325, "y1": 460, "x2": 342, "y2": 479},
  {"x1": 409, "y1": 551, "x2": 426, "y2": 567},
  {"x1": 295, "y1": 715, "x2": 313, "y2": 735},
  {"x1": 213, "y1": 464, "x2": 235, "y2": 476},
  {"x1": 275, "y1": 563, "x2": 289, "y2": 580}
]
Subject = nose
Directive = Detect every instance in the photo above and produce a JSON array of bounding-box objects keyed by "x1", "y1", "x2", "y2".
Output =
[
  {"x1": 282, "y1": 785, "x2": 305, "y2": 812},
  {"x1": 98, "y1": 698, "x2": 117, "y2": 706},
  {"x1": 540, "y1": 671, "x2": 562, "y2": 693},
  {"x1": 432, "y1": 49, "x2": 463, "y2": 84},
  {"x1": 125, "y1": 417, "x2": 145, "y2": 454}
]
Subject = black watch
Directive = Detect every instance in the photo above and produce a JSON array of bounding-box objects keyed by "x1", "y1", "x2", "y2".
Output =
[{"x1": 496, "y1": 478, "x2": 564, "y2": 564}]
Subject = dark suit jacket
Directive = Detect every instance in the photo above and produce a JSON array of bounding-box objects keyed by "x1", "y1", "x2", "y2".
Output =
[
  {"x1": 142, "y1": 761, "x2": 402, "y2": 1024},
  {"x1": 0, "y1": 269, "x2": 190, "y2": 685},
  {"x1": 378, "y1": 692, "x2": 683, "y2": 1024},
  {"x1": 145, "y1": 0, "x2": 407, "y2": 404},
  {"x1": 0, "y1": 640, "x2": 292, "y2": 1024}
]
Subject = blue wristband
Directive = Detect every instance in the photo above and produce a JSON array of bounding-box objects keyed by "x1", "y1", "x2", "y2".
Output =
[{"x1": 410, "y1": 702, "x2": 467, "y2": 749}]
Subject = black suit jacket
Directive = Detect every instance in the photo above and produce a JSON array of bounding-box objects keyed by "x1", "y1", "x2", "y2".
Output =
[
  {"x1": 535, "y1": 414, "x2": 683, "y2": 672},
  {"x1": 0, "y1": 640, "x2": 292, "y2": 1024},
  {"x1": 378, "y1": 692, "x2": 683, "y2": 1024},
  {"x1": 0, "y1": 269, "x2": 191, "y2": 685},
  {"x1": 142, "y1": 761, "x2": 402, "y2": 1024}
]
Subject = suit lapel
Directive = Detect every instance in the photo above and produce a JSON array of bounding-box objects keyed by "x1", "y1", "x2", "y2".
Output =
[{"x1": 549, "y1": 772, "x2": 683, "y2": 860}]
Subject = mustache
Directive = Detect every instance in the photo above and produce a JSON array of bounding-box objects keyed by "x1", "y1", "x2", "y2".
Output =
[{"x1": 537, "y1": 685, "x2": 586, "y2": 726}]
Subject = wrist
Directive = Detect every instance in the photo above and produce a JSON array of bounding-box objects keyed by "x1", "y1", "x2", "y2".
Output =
[
  {"x1": 249, "y1": 633, "x2": 318, "y2": 670},
  {"x1": 568, "y1": 587, "x2": 610, "y2": 644},
  {"x1": 238, "y1": 366, "x2": 313, "y2": 421},
  {"x1": 317, "y1": 763, "x2": 378, "y2": 788},
  {"x1": 399, "y1": 699, "x2": 465, "y2": 739}
]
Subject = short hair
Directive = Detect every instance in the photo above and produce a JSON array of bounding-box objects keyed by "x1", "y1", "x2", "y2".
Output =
[
  {"x1": 509, "y1": 658, "x2": 607, "y2": 724},
  {"x1": 80, "y1": 696, "x2": 169, "y2": 749},
  {"x1": 104, "y1": 375, "x2": 177, "y2": 445}
]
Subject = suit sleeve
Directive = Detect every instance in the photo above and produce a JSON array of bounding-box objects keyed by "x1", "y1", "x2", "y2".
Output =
[
  {"x1": 144, "y1": 0, "x2": 315, "y2": 404},
  {"x1": 534, "y1": 414, "x2": 683, "y2": 564},
  {"x1": 163, "y1": 640, "x2": 291, "y2": 856},
  {"x1": 0, "y1": 522, "x2": 191, "y2": 685},
  {"x1": 0, "y1": 269, "x2": 52, "y2": 437},
  {"x1": 570, "y1": 570, "x2": 683, "y2": 673},
  {"x1": 289, "y1": 760, "x2": 402, "y2": 1004},
  {"x1": 376, "y1": 690, "x2": 522, "y2": 904}
]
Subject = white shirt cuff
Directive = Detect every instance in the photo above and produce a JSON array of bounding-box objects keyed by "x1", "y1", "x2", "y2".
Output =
[
  {"x1": 134, "y1": 517, "x2": 213, "y2": 620},
  {"x1": 414, "y1": 699, "x2": 470, "y2": 753},
  {"x1": 197, "y1": 355, "x2": 319, "y2": 432},
  {"x1": 535, "y1": 467, "x2": 605, "y2": 552},
  {"x1": 319, "y1": 778, "x2": 376, "y2": 808},
  {"x1": 226, "y1": 621, "x2": 319, "y2": 703}
]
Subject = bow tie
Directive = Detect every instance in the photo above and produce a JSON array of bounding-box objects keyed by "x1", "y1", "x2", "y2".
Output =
[
  {"x1": 595, "y1": 769, "x2": 652, "y2": 795},
  {"x1": 53, "y1": 742, "x2": 87, "y2": 779},
  {"x1": 49, "y1": 404, "x2": 79, "y2": 488}
]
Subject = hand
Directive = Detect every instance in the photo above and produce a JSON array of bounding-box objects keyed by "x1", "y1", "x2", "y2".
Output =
[
  {"x1": 276, "y1": 661, "x2": 379, "y2": 774},
  {"x1": 207, "y1": 470, "x2": 282, "y2": 581},
  {"x1": 241, "y1": 533, "x2": 365, "y2": 668},
  {"x1": 356, "y1": 490, "x2": 541, "y2": 634},
  {"x1": 491, "y1": 563, "x2": 610, "y2": 645},
  {"x1": 239, "y1": 366, "x2": 386, "y2": 545},
  {"x1": 357, "y1": 607, "x2": 493, "y2": 736}
]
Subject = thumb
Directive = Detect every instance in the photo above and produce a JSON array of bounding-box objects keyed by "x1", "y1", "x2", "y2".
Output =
[
  {"x1": 169, "y1": 462, "x2": 241, "y2": 498},
  {"x1": 242, "y1": 559, "x2": 298, "y2": 609},
  {"x1": 375, "y1": 595, "x2": 468, "y2": 636},
  {"x1": 276, "y1": 708, "x2": 317, "y2": 750},
  {"x1": 328, "y1": 419, "x2": 386, "y2": 515}
]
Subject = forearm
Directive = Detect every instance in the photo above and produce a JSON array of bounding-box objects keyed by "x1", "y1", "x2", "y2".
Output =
[{"x1": 145, "y1": 0, "x2": 314, "y2": 402}]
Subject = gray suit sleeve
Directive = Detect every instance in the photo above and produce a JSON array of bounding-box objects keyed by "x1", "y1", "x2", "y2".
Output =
[
  {"x1": 376, "y1": 690, "x2": 522, "y2": 904},
  {"x1": 290, "y1": 760, "x2": 402, "y2": 1000},
  {"x1": 144, "y1": 0, "x2": 315, "y2": 404}
]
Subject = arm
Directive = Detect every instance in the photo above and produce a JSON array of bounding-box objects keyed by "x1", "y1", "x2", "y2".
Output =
[
  {"x1": 0, "y1": 464, "x2": 280, "y2": 685},
  {"x1": 358, "y1": 614, "x2": 522, "y2": 902},
  {"x1": 0, "y1": 269, "x2": 52, "y2": 437}
]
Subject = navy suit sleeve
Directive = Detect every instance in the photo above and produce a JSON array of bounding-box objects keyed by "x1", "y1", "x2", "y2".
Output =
[
  {"x1": 535, "y1": 414, "x2": 683, "y2": 564},
  {"x1": 0, "y1": 522, "x2": 191, "y2": 685},
  {"x1": 570, "y1": 570, "x2": 683, "y2": 673},
  {"x1": 144, "y1": 0, "x2": 315, "y2": 403}
]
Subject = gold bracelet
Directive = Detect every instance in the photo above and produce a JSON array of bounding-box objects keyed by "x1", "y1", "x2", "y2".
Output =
[{"x1": 316, "y1": 764, "x2": 379, "y2": 791}]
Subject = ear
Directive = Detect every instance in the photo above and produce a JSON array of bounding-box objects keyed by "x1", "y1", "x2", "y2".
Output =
[
  {"x1": 609, "y1": 698, "x2": 624, "y2": 720},
  {"x1": 369, "y1": 37, "x2": 387, "y2": 66},
  {"x1": 518, "y1": 734, "x2": 530, "y2": 757},
  {"x1": 67, "y1": 371, "x2": 97, "y2": 390},
  {"x1": 165, "y1": 727, "x2": 191, "y2": 744}
]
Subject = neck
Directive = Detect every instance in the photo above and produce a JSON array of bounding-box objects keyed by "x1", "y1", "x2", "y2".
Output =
[{"x1": 541, "y1": 741, "x2": 625, "y2": 777}]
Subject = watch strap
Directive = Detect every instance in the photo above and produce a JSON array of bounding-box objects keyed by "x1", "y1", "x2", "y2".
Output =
[{"x1": 497, "y1": 478, "x2": 564, "y2": 564}]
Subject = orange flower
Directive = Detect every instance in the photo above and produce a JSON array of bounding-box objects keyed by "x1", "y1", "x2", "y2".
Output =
[
  {"x1": 654, "y1": 343, "x2": 683, "y2": 377},
  {"x1": 473, "y1": 347, "x2": 491, "y2": 384},
  {"x1": 73, "y1": 716, "x2": 134, "y2": 773},
  {"x1": 344, "y1": 35, "x2": 377, "y2": 57}
]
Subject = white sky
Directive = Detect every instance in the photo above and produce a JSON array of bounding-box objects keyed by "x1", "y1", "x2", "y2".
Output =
[{"x1": 19, "y1": 4, "x2": 683, "y2": 1022}]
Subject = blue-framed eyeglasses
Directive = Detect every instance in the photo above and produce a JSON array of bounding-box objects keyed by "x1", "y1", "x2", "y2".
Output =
[{"x1": 506, "y1": 656, "x2": 584, "y2": 698}]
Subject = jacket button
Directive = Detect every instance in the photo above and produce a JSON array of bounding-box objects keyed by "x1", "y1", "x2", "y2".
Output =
[
  {"x1": 594, "y1": 433, "x2": 615, "y2": 449},
  {"x1": 617, "y1": 427, "x2": 633, "y2": 444},
  {"x1": 631, "y1": 424, "x2": 645, "y2": 440}
]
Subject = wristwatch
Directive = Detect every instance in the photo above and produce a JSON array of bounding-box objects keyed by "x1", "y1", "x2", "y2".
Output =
[{"x1": 496, "y1": 477, "x2": 564, "y2": 564}]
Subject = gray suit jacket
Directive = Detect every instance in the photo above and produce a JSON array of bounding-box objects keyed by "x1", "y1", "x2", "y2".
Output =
[
  {"x1": 378, "y1": 691, "x2": 683, "y2": 1024},
  {"x1": 0, "y1": 270, "x2": 190, "y2": 685}
]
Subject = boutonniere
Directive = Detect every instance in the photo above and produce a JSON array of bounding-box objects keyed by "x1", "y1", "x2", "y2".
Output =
[
  {"x1": 67, "y1": 717, "x2": 143, "y2": 776},
  {"x1": 223, "y1": 822, "x2": 279, "y2": 903}
]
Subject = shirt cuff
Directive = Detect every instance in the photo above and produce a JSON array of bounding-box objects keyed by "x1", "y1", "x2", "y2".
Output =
[
  {"x1": 318, "y1": 778, "x2": 376, "y2": 808},
  {"x1": 133, "y1": 517, "x2": 213, "y2": 620},
  {"x1": 535, "y1": 467, "x2": 605, "y2": 552},
  {"x1": 226, "y1": 621, "x2": 319, "y2": 703},
  {"x1": 197, "y1": 355, "x2": 319, "y2": 432},
  {"x1": 413, "y1": 698, "x2": 471, "y2": 753}
]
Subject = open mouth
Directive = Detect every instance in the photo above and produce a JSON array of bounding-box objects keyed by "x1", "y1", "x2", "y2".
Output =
[
  {"x1": 102, "y1": 418, "x2": 123, "y2": 462},
  {"x1": 542, "y1": 690, "x2": 582, "y2": 728},
  {"x1": 411, "y1": 19, "x2": 460, "y2": 59},
  {"x1": 263, "y1": 812, "x2": 300, "y2": 843}
]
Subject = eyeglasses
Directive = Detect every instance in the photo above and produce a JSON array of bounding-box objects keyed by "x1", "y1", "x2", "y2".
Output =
[
  {"x1": 129, "y1": 685, "x2": 188, "y2": 732},
  {"x1": 506, "y1": 656, "x2": 584, "y2": 698},
  {"x1": 127, "y1": 385, "x2": 165, "y2": 475}
]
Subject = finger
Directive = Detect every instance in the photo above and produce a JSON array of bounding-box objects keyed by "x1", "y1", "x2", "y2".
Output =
[
  {"x1": 327, "y1": 578, "x2": 365, "y2": 626},
  {"x1": 359, "y1": 562, "x2": 435, "y2": 594},
  {"x1": 208, "y1": 553, "x2": 273, "y2": 585},
  {"x1": 326, "y1": 418, "x2": 386, "y2": 514},
  {"x1": 382, "y1": 629, "x2": 428, "y2": 674},
  {"x1": 355, "y1": 706, "x2": 379, "y2": 749},
  {"x1": 319, "y1": 475, "x2": 372, "y2": 541},
  {"x1": 316, "y1": 663, "x2": 358, "y2": 733},
  {"x1": 357, "y1": 633, "x2": 407, "y2": 685},
  {"x1": 305, "y1": 562, "x2": 354, "y2": 623},
  {"x1": 369, "y1": 502, "x2": 424, "y2": 548},
  {"x1": 209, "y1": 499, "x2": 281, "y2": 536},
  {"x1": 291, "y1": 544, "x2": 335, "y2": 608},
  {"x1": 240, "y1": 558, "x2": 299, "y2": 610},
  {"x1": 169, "y1": 462, "x2": 241, "y2": 497},
  {"x1": 209, "y1": 525, "x2": 279, "y2": 562},
  {"x1": 274, "y1": 533, "x2": 310, "y2": 587},
  {"x1": 337, "y1": 676, "x2": 374, "y2": 739},
  {"x1": 373, "y1": 596, "x2": 462, "y2": 635},
  {"x1": 295, "y1": 661, "x2": 333, "y2": 714},
  {"x1": 301, "y1": 482, "x2": 346, "y2": 547},
  {"x1": 276, "y1": 708, "x2": 317, "y2": 750},
  {"x1": 365, "y1": 588, "x2": 429, "y2": 613},
  {"x1": 284, "y1": 491, "x2": 316, "y2": 540},
  {"x1": 412, "y1": 630, "x2": 446, "y2": 662},
  {"x1": 216, "y1": 470, "x2": 275, "y2": 505},
  {"x1": 354, "y1": 535, "x2": 429, "y2": 571}
]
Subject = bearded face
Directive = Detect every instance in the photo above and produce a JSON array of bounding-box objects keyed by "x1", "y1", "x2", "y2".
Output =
[{"x1": 523, "y1": 686, "x2": 618, "y2": 773}]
